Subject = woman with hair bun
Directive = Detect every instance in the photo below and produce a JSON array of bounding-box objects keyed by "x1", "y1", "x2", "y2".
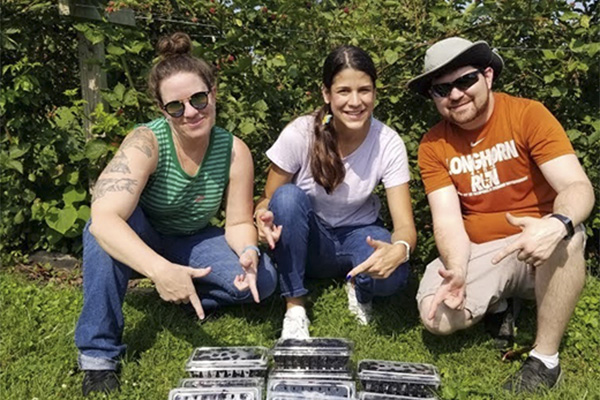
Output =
[
  {"x1": 74, "y1": 32, "x2": 277, "y2": 396},
  {"x1": 255, "y1": 45, "x2": 417, "y2": 339}
]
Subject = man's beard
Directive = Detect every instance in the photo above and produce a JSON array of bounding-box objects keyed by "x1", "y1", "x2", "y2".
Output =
[{"x1": 446, "y1": 90, "x2": 490, "y2": 127}]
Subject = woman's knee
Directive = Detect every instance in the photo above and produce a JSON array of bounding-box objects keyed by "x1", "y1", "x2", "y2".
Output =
[{"x1": 269, "y1": 184, "x2": 310, "y2": 221}]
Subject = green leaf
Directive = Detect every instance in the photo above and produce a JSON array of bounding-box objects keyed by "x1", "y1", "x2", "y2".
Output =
[
  {"x1": 238, "y1": 121, "x2": 255, "y2": 134},
  {"x1": 5, "y1": 159, "x2": 23, "y2": 174},
  {"x1": 126, "y1": 41, "x2": 146, "y2": 54},
  {"x1": 9, "y1": 143, "x2": 30, "y2": 159},
  {"x1": 559, "y1": 11, "x2": 579, "y2": 22},
  {"x1": 271, "y1": 54, "x2": 286, "y2": 67},
  {"x1": 106, "y1": 44, "x2": 126, "y2": 56},
  {"x1": 84, "y1": 29, "x2": 104, "y2": 45},
  {"x1": 384, "y1": 49, "x2": 398, "y2": 65},
  {"x1": 580, "y1": 15, "x2": 590, "y2": 28},
  {"x1": 566, "y1": 129, "x2": 582, "y2": 141},
  {"x1": 67, "y1": 171, "x2": 80, "y2": 185},
  {"x1": 113, "y1": 83, "x2": 126, "y2": 101},
  {"x1": 253, "y1": 100, "x2": 268, "y2": 112},
  {"x1": 588, "y1": 130, "x2": 600, "y2": 145},
  {"x1": 541, "y1": 49, "x2": 555, "y2": 60},
  {"x1": 45, "y1": 205, "x2": 78, "y2": 235},
  {"x1": 62, "y1": 186, "x2": 87, "y2": 205},
  {"x1": 14, "y1": 210, "x2": 24, "y2": 224},
  {"x1": 551, "y1": 87, "x2": 562, "y2": 97},
  {"x1": 123, "y1": 90, "x2": 139, "y2": 107},
  {"x1": 54, "y1": 107, "x2": 76, "y2": 130},
  {"x1": 587, "y1": 43, "x2": 600, "y2": 57},
  {"x1": 84, "y1": 139, "x2": 108, "y2": 161},
  {"x1": 77, "y1": 205, "x2": 91, "y2": 221}
]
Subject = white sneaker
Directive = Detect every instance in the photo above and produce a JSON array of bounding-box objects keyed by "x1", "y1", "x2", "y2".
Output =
[
  {"x1": 345, "y1": 281, "x2": 372, "y2": 325},
  {"x1": 281, "y1": 306, "x2": 310, "y2": 339}
]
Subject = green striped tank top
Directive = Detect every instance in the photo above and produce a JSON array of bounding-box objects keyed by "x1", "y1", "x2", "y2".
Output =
[{"x1": 138, "y1": 118, "x2": 233, "y2": 235}]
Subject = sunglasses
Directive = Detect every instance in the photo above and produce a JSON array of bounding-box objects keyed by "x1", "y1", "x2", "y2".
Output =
[
  {"x1": 430, "y1": 70, "x2": 483, "y2": 98},
  {"x1": 162, "y1": 91, "x2": 210, "y2": 118}
]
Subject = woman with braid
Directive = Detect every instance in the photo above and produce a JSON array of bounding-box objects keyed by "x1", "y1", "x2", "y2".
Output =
[
  {"x1": 254, "y1": 45, "x2": 416, "y2": 339},
  {"x1": 75, "y1": 32, "x2": 277, "y2": 396}
]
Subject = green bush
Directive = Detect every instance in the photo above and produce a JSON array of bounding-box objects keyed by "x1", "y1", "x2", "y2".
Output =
[{"x1": 1, "y1": 0, "x2": 598, "y2": 273}]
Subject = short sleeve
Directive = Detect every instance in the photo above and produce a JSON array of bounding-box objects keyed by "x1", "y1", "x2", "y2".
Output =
[
  {"x1": 381, "y1": 132, "x2": 410, "y2": 188},
  {"x1": 522, "y1": 101, "x2": 574, "y2": 166},
  {"x1": 418, "y1": 131, "x2": 453, "y2": 194},
  {"x1": 265, "y1": 116, "x2": 311, "y2": 174}
]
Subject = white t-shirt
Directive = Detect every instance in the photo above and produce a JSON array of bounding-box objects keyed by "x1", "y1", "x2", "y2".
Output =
[{"x1": 266, "y1": 115, "x2": 410, "y2": 227}]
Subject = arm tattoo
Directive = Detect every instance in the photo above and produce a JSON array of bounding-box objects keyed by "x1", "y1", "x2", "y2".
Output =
[
  {"x1": 92, "y1": 178, "x2": 138, "y2": 203},
  {"x1": 105, "y1": 151, "x2": 131, "y2": 174},
  {"x1": 121, "y1": 127, "x2": 156, "y2": 158}
]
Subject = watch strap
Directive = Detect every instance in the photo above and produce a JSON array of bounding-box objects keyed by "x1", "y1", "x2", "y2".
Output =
[{"x1": 549, "y1": 213, "x2": 574, "y2": 240}]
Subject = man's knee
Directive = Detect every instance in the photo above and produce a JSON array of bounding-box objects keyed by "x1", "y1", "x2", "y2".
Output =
[{"x1": 418, "y1": 296, "x2": 468, "y2": 335}]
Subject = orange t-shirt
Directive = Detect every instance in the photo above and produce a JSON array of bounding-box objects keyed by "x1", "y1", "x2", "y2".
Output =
[{"x1": 418, "y1": 93, "x2": 575, "y2": 243}]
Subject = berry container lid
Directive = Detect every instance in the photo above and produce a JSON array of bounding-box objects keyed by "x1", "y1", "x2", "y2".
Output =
[
  {"x1": 272, "y1": 338, "x2": 353, "y2": 357},
  {"x1": 357, "y1": 360, "x2": 440, "y2": 386},
  {"x1": 267, "y1": 378, "x2": 355, "y2": 398},
  {"x1": 178, "y1": 378, "x2": 264, "y2": 388},
  {"x1": 185, "y1": 347, "x2": 269, "y2": 369},
  {"x1": 186, "y1": 367, "x2": 267, "y2": 380},
  {"x1": 185, "y1": 347, "x2": 269, "y2": 379},
  {"x1": 359, "y1": 392, "x2": 437, "y2": 400},
  {"x1": 266, "y1": 393, "x2": 351, "y2": 400},
  {"x1": 168, "y1": 386, "x2": 261, "y2": 400},
  {"x1": 269, "y1": 369, "x2": 353, "y2": 381}
]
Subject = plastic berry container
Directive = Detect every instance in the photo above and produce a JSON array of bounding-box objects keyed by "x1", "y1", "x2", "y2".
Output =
[
  {"x1": 359, "y1": 392, "x2": 438, "y2": 400},
  {"x1": 168, "y1": 387, "x2": 261, "y2": 400},
  {"x1": 357, "y1": 360, "x2": 440, "y2": 398},
  {"x1": 185, "y1": 347, "x2": 269, "y2": 380},
  {"x1": 267, "y1": 393, "x2": 351, "y2": 400},
  {"x1": 178, "y1": 378, "x2": 264, "y2": 389},
  {"x1": 269, "y1": 368, "x2": 354, "y2": 381},
  {"x1": 267, "y1": 378, "x2": 356, "y2": 398},
  {"x1": 271, "y1": 338, "x2": 353, "y2": 373}
]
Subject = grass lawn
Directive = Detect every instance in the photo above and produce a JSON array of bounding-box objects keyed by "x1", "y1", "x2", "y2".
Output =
[{"x1": 1, "y1": 266, "x2": 599, "y2": 400}]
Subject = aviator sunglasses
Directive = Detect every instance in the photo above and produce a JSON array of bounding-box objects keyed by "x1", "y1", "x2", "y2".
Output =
[
  {"x1": 430, "y1": 69, "x2": 484, "y2": 98},
  {"x1": 162, "y1": 91, "x2": 210, "y2": 118}
]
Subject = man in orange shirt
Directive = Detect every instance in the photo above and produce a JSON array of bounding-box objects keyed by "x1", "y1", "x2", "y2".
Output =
[{"x1": 408, "y1": 37, "x2": 594, "y2": 393}]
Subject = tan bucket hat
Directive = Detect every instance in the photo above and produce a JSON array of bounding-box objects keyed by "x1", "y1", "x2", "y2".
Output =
[{"x1": 407, "y1": 37, "x2": 504, "y2": 97}]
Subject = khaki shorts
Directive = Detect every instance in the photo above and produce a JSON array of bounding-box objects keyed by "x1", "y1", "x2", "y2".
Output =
[{"x1": 416, "y1": 233, "x2": 536, "y2": 320}]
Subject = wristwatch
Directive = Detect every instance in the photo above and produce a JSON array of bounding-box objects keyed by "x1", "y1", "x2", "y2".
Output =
[{"x1": 549, "y1": 214, "x2": 574, "y2": 240}]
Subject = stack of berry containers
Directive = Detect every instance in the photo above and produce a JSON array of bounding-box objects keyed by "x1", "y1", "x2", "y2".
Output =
[
  {"x1": 267, "y1": 338, "x2": 356, "y2": 399},
  {"x1": 357, "y1": 360, "x2": 440, "y2": 400},
  {"x1": 167, "y1": 346, "x2": 268, "y2": 400}
]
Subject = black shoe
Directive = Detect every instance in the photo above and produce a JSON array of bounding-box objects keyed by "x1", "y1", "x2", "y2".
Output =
[
  {"x1": 503, "y1": 356, "x2": 562, "y2": 393},
  {"x1": 82, "y1": 370, "x2": 120, "y2": 396},
  {"x1": 484, "y1": 298, "x2": 518, "y2": 349}
]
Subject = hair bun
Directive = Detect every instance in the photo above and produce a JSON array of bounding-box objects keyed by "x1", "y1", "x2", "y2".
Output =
[{"x1": 156, "y1": 32, "x2": 192, "y2": 58}]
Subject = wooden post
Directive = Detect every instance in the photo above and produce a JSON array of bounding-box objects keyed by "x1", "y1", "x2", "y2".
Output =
[
  {"x1": 58, "y1": 0, "x2": 135, "y2": 138},
  {"x1": 77, "y1": 32, "x2": 107, "y2": 139}
]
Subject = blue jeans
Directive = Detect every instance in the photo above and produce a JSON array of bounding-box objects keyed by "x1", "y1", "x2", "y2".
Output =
[
  {"x1": 74, "y1": 206, "x2": 277, "y2": 371},
  {"x1": 270, "y1": 184, "x2": 409, "y2": 304}
]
